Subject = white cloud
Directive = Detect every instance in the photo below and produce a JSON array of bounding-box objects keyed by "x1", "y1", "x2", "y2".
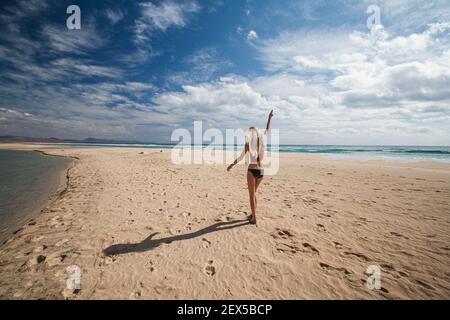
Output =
[
  {"x1": 247, "y1": 30, "x2": 258, "y2": 41},
  {"x1": 254, "y1": 23, "x2": 450, "y2": 143},
  {"x1": 372, "y1": 0, "x2": 450, "y2": 33},
  {"x1": 42, "y1": 22, "x2": 106, "y2": 55},
  {"x1": 257, "y1": 23, "x2": 450, "y2": 102},
  {"x1": 128, "y1": 1, "x2": 201, "y2": 65},
  {"x1": 0, "y1": 1, "x2": 169, "y2": 141},
  {"x1": 151, "y1": 22, "x2": 450, "y2": 145},
  {"x1": 0, "y1": 77, "x2": 170, "y2": 141},
  {"x1": 153, "y1": 76, "x2": 270, "y2": 127},
  {"x1": 167, "y1": 47, "x2": 233, "y2": 85},
  {"x1": 50, "y1": 58, "x2": 122, "y2": 79},
  {"x1": 134, "y1": 1, "x2": 201, "y2": 43},
  {"x1": 105, "y1": 8, "x2": 124, "y2": 24}
]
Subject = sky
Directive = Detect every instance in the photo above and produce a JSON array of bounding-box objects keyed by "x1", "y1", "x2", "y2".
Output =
[{"x1": 0, "y1": 0, "x2": 449, "y2": 145}]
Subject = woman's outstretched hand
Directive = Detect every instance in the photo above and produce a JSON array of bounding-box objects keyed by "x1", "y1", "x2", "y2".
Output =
[
  {"x1": 227, "y1": 164, "x2": 234, "y2": 172},
  {"x1": 265, "y1": 109, "x2": 274, "y2": 135}
]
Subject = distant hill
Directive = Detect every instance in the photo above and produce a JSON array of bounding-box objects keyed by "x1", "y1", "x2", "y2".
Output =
[{"x1": 0, "y1": 135, "x2": 148, "y2": 144}]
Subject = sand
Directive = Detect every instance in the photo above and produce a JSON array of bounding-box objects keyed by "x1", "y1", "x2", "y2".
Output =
[{"x1": 0, "y1": 144, "x2": 449, "y2": 300}]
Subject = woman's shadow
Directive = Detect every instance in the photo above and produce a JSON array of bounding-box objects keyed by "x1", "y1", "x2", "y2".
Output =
[{"x1": 103, "y1": 219, "x2": 250, "y2": 256}]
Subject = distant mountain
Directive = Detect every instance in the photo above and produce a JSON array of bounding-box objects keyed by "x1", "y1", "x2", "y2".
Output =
[{"x1": 0, "y1": 135, "x2": 148, "y2": 144}]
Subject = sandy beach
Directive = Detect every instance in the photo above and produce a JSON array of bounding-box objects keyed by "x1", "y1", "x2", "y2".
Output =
[{"x1": 0, "y1": 144, "x2": 449, "y2": 300}]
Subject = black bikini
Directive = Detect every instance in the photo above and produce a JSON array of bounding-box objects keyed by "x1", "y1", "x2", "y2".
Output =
[{"x1": 248, "y1": 168, "x2": 264, "y2": 178}]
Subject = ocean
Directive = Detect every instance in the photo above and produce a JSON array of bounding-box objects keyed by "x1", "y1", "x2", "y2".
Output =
[
  {"x1": 0, "y1": 150, "x2": 71, "y2": 244},
  {"x1": 42, "y1": 143, "x2": 450, "y2": 163},
  {"x1": 275, "y1": 145, "x2": 450, "y2": 163}
]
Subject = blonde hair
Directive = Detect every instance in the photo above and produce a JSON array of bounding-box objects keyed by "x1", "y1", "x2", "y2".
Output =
[{"x1": 246, "y1": 127, "x2": 264, "y2": 165}]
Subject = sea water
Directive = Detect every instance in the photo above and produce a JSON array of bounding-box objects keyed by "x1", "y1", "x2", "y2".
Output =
[
  {"x1": 41, "y1": 143, "x2": 450, "y2": 163},
  {"x1": 0, "y1": 150, "x2": 70, "y2": 244}
]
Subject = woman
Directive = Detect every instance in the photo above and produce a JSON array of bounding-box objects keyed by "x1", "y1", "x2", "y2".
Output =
[{"x1": 227, "y1": 110, "x2": 274, "y2": 225}]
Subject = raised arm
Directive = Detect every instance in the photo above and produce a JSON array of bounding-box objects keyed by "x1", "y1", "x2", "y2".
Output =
[
  {"x1": 227, "y1": 143, "x2": 249, "y2": 171},
  {"x1": 264, "y1": 109, "x2": 274, "y2": 135}
]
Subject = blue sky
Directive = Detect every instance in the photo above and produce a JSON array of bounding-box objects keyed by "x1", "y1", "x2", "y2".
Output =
[{"x1": 0, "y1": 0, "x2": 449, "y2": 145}]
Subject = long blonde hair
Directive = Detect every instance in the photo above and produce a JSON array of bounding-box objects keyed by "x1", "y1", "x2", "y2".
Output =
[{"x1": 246, "y1": 127, "x2": 264, "y2": 165}]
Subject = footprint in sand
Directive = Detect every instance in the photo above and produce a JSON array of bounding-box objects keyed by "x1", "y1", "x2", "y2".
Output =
[
  {"x1": 275, "y1": 229, "x2": 294, "y2": 239},
  {"x1": 379, "y1": 287, "x2": 389, "y2": 294},
  {"x1": 17, "y1": 255, "x2": 46, "y2": 273},
  {"x1": 316, "y1": 224, "x2": 326, "y2": 232},
  {"x1": 398, "y1": 271, "x2": 409, "y2": 277},
  {"x1": 343, "y1": 251, "x2": 370, "y2": 262},
  {"x1": 389, "y1": 232, "x2": 409, "y2": 240},
  {"x1": 99, "y1": 256, "x2": 116, "y2": 267},
  {"x1": 129, "y1": 291, "x2": 142, "y2": 299},
  {"x1": 320, "y1": 212, "x2": 332, "y2": 218},
  {"x1": 380, "y1": 263, "x2": 396, "y2": 272},
  {"x1": 333, "y1": 241, "x2": 343, "y2": 249},
  {"x1": 303, "y1": 197, "x2": 323, "y2": 206},
  {"x1": 271, "y1": 229, "x2": 295, "y2": 241},
  {"x1": 202, "y1": 238, "x2": 211, "y2": 248},
  {"x1": 272, "y1": 229, "x2": 309, "y2": 255},
  {"x1": 302, "y1": 242, "x2": 319, "y2": 254},
  {"x1": 205, "y1": 260, "x2": 216, "y2": 276},
  {"x1": 146, "y1": 260, "x2": 155, "y2": 272},
  {"x1": 319, "y1": 262, "x2": 351, "y2": 275},
  {"x1": 283, "y1": 200, "x2": 293, "y2": 208},
  {"x1": 276, "y1": 243, "x2": 300, "y2": 255},
  {"x1": 413, "y1": 279, "x2": 436, "y2": 291}
]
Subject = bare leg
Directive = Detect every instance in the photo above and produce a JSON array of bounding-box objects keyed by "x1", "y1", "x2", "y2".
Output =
[
  {"x1": 255, "y1": 177, "x2": 263, "y2": 213},
  {"x1": 247, "y1": 172, "x2": 257, "y2": 224}
]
